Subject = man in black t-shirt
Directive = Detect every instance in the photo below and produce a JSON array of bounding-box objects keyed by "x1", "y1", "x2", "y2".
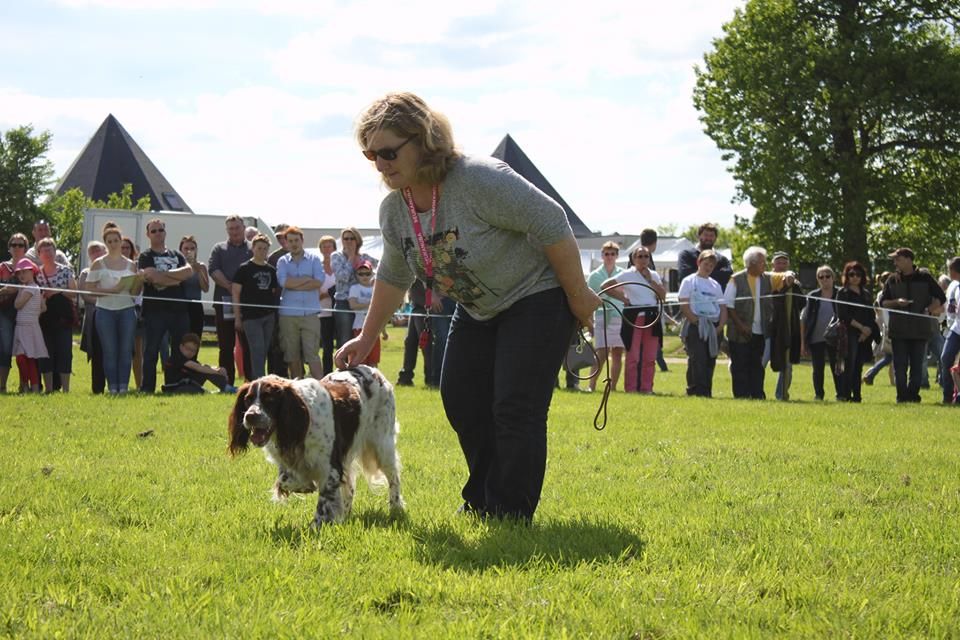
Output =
[
  {"x1": 138, "y1": 218, "x2": 194, "y2": 392},
  {"x1": 232, "y1": 234, "x2": 279, "y2": 379}
]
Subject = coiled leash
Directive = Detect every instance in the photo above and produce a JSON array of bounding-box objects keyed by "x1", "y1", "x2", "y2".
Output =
[{"x1": 564, "y1": 280, "x2": 665, "y2": 431}]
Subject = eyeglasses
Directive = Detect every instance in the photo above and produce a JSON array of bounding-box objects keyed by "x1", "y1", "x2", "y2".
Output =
[
  {"x1": 362, "y1": 135, "x2": 416, "y2": 162},
  {"x1": 8, "y1": 243, "x2": 26, "y2": 248},
  {"x1": 149, "y1": 228, "x2": 166, "y2": 234},
  {"x1": 817, "y1": 274, "x2": 833, "y2": 280}
]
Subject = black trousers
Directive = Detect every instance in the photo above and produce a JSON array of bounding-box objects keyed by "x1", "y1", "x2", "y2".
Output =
[
  {"x1": 892, "y1": 338, "x2": 927, "y2": 402},
  {"x1": 440, "y1": 288, "x2": 574, "y2": 520},
  {"x1": 809, "y1": 341, "x2": 840, "y2": 400},
  {"x1": 683, "y1": 324, "x2": 717, "y2": 397},
  {"x1": 397, "y1": 305, "x2": 430, "y2": 384},
  {"x1": 837, "y1": 329, "x2": 870, "y2": 401},
  {"x1": 729, "y1": 333, "x2": 766, "y2": 399},
  {"x1": 214, "y1": 305, "x2": 250, "y2": 385}
]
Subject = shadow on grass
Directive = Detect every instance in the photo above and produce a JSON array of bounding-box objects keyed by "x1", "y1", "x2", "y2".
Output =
[
  {"x1": 412, "y1": 517, "x2": 645, "y2": 570},
  {"x1": 264, "y1": 508, "x2": 411, "y2": 547}
]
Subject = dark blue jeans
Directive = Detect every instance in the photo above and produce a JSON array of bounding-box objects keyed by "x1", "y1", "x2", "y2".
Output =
[
  {"x1": 940, "y1": 332, "x2": 960, "y2": 403},
  {"x1": 892, "y1": 338, "x2": 927, "y2": 403},
  {"x1": 141, "y1": 308, "x2": 189, "y2": 392},
  {"x1": 440, "y1": 287, "x2": 575, "y2": 521}
]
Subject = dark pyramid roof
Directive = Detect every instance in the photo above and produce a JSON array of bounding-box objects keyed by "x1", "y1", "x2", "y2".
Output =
[
  {"x1": 491, "y1": 134, "x2": 594, "y2": 237},
  {"x1": 54, "y1": 114, "x2": 192, "y2": 212}
]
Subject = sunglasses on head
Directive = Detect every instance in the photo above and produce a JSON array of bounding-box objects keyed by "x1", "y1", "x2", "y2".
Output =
[{"x1": 362, "y1": 135, "x2": 417, "y2": 162}]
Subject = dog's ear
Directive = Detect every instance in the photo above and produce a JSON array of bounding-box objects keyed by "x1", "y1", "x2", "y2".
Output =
[
  {"x1": 227, "y1": 383, "x2": 251, "y2": 457},
  {"x1": 275, "y1": 384, "x2": 310, "y2": 457}
]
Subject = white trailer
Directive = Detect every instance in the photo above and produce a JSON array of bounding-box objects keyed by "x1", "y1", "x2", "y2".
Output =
[{"x1": 80, "y1": 208, "x2": 276, "y2": 324}]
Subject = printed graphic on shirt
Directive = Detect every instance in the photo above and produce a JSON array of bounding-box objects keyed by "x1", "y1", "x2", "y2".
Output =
[
  {"x1": 253, "y1": 271, "x2": 273, "y2": 290},
  {"x1": 401, "y1": 227, "x2": 496, "y2": 309},
  {"x1": 153, "y1": 255, "x2": 180, "y2": 273}
]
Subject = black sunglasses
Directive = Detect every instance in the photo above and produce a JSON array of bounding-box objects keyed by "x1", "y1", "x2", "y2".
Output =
[
  {"x1": 8, "y1": 243, "x2": 26, "y2": 248},
  {"x1": 362, "y1": 135, "x2": 416, "y2": 162},
  {"x1": 817, "y1": 274, "x2": 833, "y2": 279},
  {"x1": 846, "y1": 271, "x2": 862, "y2": 277}
]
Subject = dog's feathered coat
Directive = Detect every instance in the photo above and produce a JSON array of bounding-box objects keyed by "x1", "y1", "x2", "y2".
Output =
[{"x1": 228, "y1": 366, "x2": 404, "y2": 525}]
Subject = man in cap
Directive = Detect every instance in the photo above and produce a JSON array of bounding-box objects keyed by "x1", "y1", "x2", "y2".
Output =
[
  {"x1": 768, "y1": 251, "x2": 802, "y2": 400},
  {"x1": 879, "y1": 248, "x2": 945, "y2": 402}
]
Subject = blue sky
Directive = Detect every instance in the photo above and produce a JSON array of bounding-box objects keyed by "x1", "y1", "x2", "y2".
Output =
[{"x1": 0, "y1": 0, "x2": 750, "y2": 235}]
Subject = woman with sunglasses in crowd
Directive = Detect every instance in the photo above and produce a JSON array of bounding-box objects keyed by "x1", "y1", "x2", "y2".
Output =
[
  {"x1": 330, "y1": 227, "x2": 377, "y2": 350},
  {"x1": 835, "y1": 261, "x2": 879, "y2": 402},
  {"x1": 0, "y1": 233, "x2": 30, "y2": 392},
  {"x1": 337, "y1": 92, "x2": 599, "y2": 522},
  {"x1": 800, "y1": 265, "x2": 841, "y2": 401},
  {"x1": 601, "y1": 246, "x2": 667, "y2": 394}
]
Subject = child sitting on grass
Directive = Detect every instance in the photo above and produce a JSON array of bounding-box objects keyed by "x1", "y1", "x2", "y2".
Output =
[{"x1": 162, "y1": 333, "x2": 238, "y2": 394}]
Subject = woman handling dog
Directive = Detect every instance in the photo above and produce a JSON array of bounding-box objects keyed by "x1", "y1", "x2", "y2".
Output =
[{"x1": 336, "y1": 92, "x2": 600, "y2": 522}]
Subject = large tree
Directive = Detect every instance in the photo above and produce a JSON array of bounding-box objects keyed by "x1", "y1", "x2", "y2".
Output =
[
  {"x1": 0, "y1": 125, "x2": 55, "y2": 243},
  {"x1": 45, "y1": 183, "x2": 152, "y2": 267},
  {"x1": 694, "y1": 0, "x2": 960, "y2": 270}
]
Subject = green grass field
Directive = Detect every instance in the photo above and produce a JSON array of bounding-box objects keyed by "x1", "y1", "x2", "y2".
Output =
[{"x1": 2, "y1": 328, "x2": 958, "y2": 638}]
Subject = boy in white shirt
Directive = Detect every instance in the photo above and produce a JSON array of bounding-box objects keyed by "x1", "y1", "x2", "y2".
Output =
[{"x1": 348, "y1": 260, "x2": 380, "y2": 366}]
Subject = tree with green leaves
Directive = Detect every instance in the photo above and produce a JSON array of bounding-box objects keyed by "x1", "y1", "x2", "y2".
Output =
[
  {"x1": 694, "y1": 0, "x2": 960, "y2": 271},
  {"x1": 0, "y1": 125, "x2": 55, "y2": 244},
  {"x1": 45, "y1": 183, "x2": 152, "y2": 267}
]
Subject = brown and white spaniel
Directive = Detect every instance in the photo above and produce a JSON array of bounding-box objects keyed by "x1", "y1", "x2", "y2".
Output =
[{"x1": 228, "y1": 366, "x2": 405, "y2": 526}]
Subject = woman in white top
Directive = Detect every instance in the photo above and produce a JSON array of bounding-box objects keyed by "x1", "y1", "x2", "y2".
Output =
[
  {"x1": 602, "y1": 246, "x2": 666, "y2": 393},
  {"x1": 84, "y1": 222, "x2": 143, "y2": 394}
]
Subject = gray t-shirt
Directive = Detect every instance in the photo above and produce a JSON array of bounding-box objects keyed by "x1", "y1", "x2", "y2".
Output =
[{"x1": 376, "y1": 155, "x2": 573, "y2": 321}]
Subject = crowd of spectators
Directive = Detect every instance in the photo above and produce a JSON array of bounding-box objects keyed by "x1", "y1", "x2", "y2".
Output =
[
  {"x1": 585, "y1": 224, "x2": 957, "y2": 405},
  {"x1": 1, "y1": 216, "x2": 957, "y2": 406}
]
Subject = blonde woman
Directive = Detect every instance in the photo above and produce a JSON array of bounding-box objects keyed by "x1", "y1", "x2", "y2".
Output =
[
  {"x1": 337, "y1": 92, "x2": 599, "y2": 521},
  {"x1": 84, "y1": 222, "x2": 143, "y2": 394}
]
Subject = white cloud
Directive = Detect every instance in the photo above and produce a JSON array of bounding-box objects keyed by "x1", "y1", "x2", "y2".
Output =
[{"x1": 6, "y1": 0, "x2": 750, "y2": 235}]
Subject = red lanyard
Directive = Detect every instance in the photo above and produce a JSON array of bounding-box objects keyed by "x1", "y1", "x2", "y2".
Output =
[{"x1": 402, "y1": 184, "x2": 439, "y2": 308}]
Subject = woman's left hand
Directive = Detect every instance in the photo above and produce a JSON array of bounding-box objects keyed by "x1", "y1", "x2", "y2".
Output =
[{"x1": 568, "y1": 287, "x2": 602, "y2": 333}]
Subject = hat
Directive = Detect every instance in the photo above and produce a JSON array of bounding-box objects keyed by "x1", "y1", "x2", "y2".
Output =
[
  {"x1": 889, "y1": 247, "x2": 915, "y2": 260},
  {"x1": 14, "y1": 258, "x2": 38, "y2": 274},
  {"x1": 356, "y1": 260, "x2": 374, "y2": 272},
  {"x1": 772, "y1": 251, "x2": 790, "y2": 261}
]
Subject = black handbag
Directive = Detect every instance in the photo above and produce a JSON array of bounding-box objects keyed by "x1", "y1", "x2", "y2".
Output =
[{"x1": 822, "y1": 316, "x2": 842, "y2": 348}]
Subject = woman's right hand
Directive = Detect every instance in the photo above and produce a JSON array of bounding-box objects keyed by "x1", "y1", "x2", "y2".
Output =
[{"x1": 334, "y1": 334, "x2": 376, "y2": 370}]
